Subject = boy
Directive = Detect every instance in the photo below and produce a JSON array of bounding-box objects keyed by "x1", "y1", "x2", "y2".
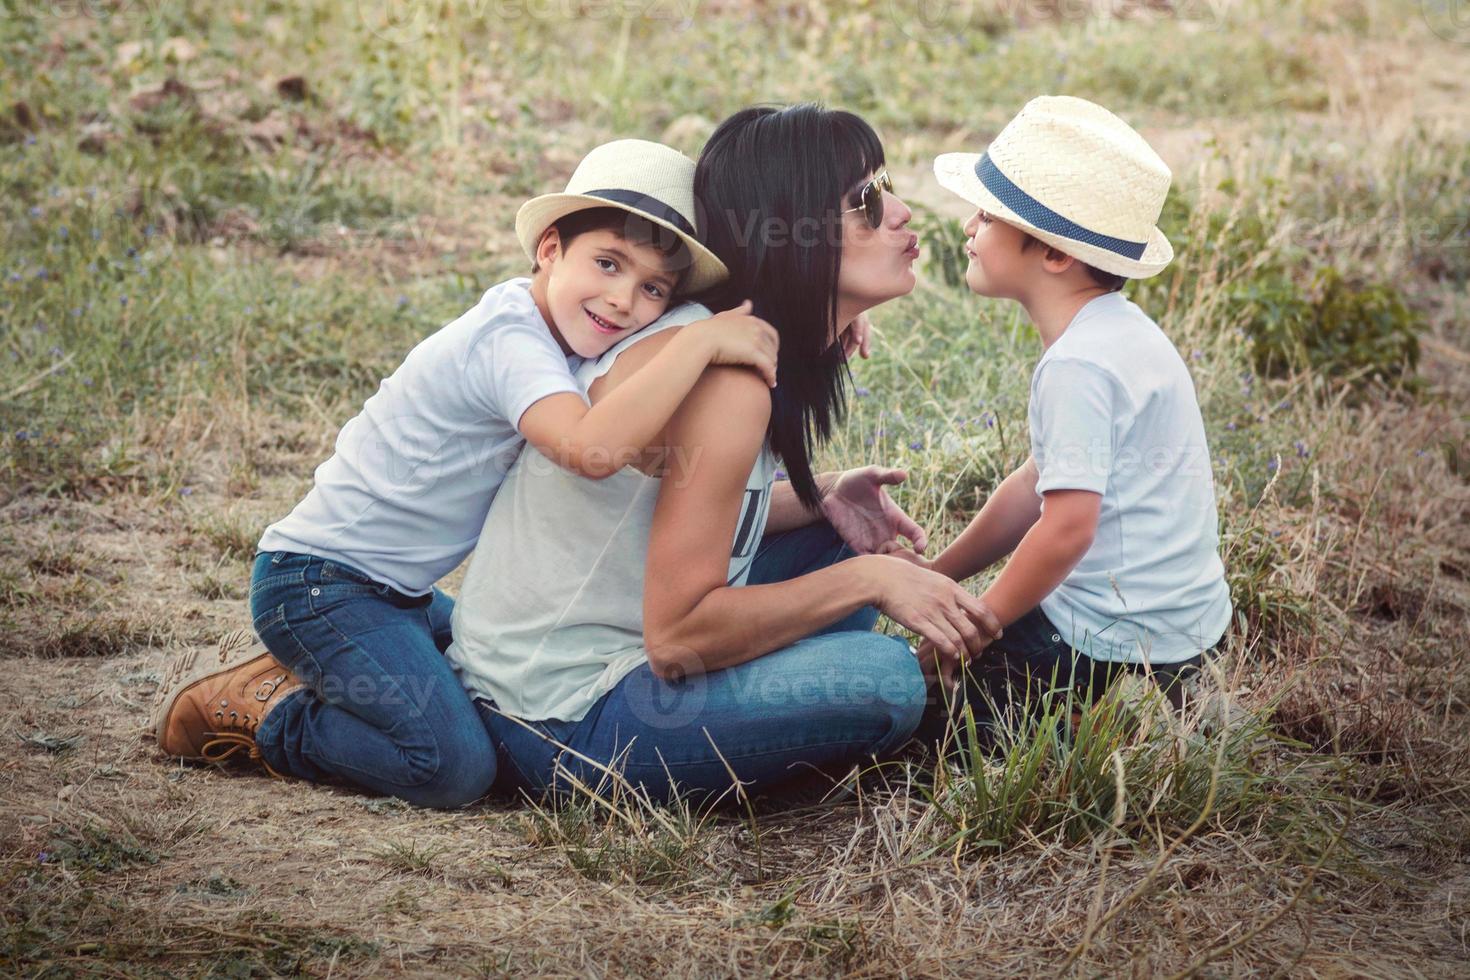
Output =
[
  {"x1": 919, "y1": 96, "x2": 1231, "y2": 729},
  {"x1": 153, "y1": 139, "x2": 780, "y2": 807}
]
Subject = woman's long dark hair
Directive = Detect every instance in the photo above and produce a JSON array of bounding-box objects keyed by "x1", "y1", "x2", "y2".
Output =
[{"x1": 693, "y1": 104, "x2": 885, "y2": 511}]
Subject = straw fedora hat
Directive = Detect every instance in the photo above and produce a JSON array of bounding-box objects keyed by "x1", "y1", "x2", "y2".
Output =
[
  {"x1": 515, "y1": 139, "x2": 727, "y2": 294},
  {"x1": 934, "y1": 96, "x2": 1173, "y2": 279}
]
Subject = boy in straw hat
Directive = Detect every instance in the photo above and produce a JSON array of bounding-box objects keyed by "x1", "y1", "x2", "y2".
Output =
[
  {"x1": 152, "y1": 139, "x2": 781, "y2": 807},
  {"x1": 912, "y1": 96, "x2": 1231, "y2": 730}
]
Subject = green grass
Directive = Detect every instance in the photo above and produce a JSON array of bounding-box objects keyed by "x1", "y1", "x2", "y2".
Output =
[{"x1": 917, "y1": 668, "x2": 1333, "y2": 857}]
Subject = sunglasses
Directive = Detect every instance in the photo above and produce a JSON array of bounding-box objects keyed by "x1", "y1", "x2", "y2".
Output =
[{"x1": 840, "y1": 170, "x2": 894, "y2": 229}]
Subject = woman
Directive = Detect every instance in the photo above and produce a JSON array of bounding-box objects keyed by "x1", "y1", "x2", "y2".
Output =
[{"x1": 447, "y1": 105, "x2": 1000, "y2": 801}]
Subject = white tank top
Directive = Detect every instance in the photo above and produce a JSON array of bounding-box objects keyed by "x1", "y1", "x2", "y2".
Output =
[{"x1": 445, "y1": 305, "x2": 779, "y2": 722}]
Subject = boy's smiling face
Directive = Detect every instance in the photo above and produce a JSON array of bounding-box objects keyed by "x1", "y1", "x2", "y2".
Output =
[
  {"x1": 962, "y1": 208, "x2": 1035, "y2": 301},
  {"x1": 533, "y1": 226, "x2": 679, "y2": 359}
]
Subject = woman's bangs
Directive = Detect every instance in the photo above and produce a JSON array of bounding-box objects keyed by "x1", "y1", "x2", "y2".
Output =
[{"x1": 828, "y1": 111, "x2": 886, "y2": 196}]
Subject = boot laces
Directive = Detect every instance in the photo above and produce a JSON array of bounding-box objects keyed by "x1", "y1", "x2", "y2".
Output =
[
  {"x1": 200, "y1": 733, "x2": 284, "y2": 778},
  {"x1": 199, "y1": 669, "x2": 293, "y2": 777}
]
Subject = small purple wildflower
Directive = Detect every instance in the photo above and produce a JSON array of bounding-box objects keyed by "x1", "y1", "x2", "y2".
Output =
[
  {"x1": 180, "y1": 487, "x2": 194, "y2": 497},
  {"x1": 774, "y1": 469, "x2": 787, "y2": 480},
  {"x1": 854, "y1": 386, "x2": 870, "y2": 398},
  {"x1": 119, "y1": 295, "x2": 128, "y2": 307},
  {"x1": 37, "y1": 851, "x2": 48, "y2": 863},
  {"x1": 1267, "y1": 459, "x2": 1279, "y2": 472},
  {"x1": 1190, "y1": 349, "x2": 1202, "y2": 361},
  {"x1": 49, "y1": 345, "x2": 63, "y2": 358},
  {"x1": 28, "y1": 206, "x2": 42, "y2": 218},
  {"x1": 908, "y1": 440, "x2": 922, "y2": 450},
  {"x1": 396, "y1": 295, "x2": 409, "y2": 309},
  {"x1": 1294, "y1": 440, "x2": 1309, "y2": 458},
  {"x1": 24, "y1": 134, "x2": 36, "y2": 147},
  {"x1": 1226, "y1": 421, "x2": 1237, "y2": 431}
]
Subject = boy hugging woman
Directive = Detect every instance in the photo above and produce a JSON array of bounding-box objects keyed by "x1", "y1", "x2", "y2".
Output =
[{"x1": 155, "y1": 97, "x2": 1229, "y2": 807}]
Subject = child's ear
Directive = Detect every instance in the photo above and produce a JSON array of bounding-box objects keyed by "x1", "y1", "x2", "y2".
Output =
[
  {"x1": 535, "y1": 226, "x2": 563, "y2": 268},
  {"x1": 1040, "y1": 244, "x2": 1076, "y2": 275}
]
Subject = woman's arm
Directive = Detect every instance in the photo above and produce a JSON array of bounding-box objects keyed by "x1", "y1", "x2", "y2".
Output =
[
  {"x1": 641, "y1": 367, "x2": 1001, "y2": 680},
  {"x1": 763, "y1": 478, "x2": 821, "y2": 534}
]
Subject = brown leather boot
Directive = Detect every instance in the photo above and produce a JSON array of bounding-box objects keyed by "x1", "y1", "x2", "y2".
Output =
[{"x1": 153, "y1": 633, "x2": 302, "y2": 775}]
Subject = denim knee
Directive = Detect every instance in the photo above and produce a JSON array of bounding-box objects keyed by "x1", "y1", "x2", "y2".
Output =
[
  {"x1": 851, "y1": 635, "x2": 926, "y2": 757},
  {"x1": 405, "y1": 724, "x2": 497, "y2": 809}
]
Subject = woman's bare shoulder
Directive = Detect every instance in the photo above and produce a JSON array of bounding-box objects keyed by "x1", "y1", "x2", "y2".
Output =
[{"x1": 668, "y1": 365, "x2": 772, "y2": 447}]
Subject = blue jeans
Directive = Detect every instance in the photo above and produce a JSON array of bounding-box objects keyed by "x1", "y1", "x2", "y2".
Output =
[
  {"x1": 249, "y1": 551, "x2": 496, "y2": 808},
  {"x1": 475, "y1": 521, "x2": 927, "y2": 803}
]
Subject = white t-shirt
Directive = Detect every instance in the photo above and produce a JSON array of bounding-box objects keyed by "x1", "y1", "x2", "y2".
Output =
[
  {"x1": 447, "y1": 304, "x2": 780, "y2": 723},
  {"x1": 257, "y1": 278, "x2": 588, "y2": 595},
  {"x1": 1029, "y1": 291, "x2": 1231, "y2": 664}
]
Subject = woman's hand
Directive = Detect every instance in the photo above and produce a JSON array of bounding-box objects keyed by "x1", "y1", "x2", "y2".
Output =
[
  {"x1": 821, "y1": 466, "x2": 929, "y2": 555},
  {"x1": 875, "y1": 541, "x2": 935, "y2": 570},
  {"x1": 855, "y1": 554, "x2": 1001, "y2": 662}
]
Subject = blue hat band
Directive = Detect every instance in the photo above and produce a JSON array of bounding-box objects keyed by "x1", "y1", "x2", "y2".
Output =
[
  {"x1": 584, "y1": 188, "x2": 697, "y2": 240},
  {"x1": 974, "y1": 154, "x2": 1148, "y2": 260}
]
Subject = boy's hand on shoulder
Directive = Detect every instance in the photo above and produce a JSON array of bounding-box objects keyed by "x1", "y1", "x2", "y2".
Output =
[
  {"x1": 690, "y1": 299, "x2": 780, "y2": 388},
  {"x1": 838, "y1": 311, "x2": 874, "y2": 360}
]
